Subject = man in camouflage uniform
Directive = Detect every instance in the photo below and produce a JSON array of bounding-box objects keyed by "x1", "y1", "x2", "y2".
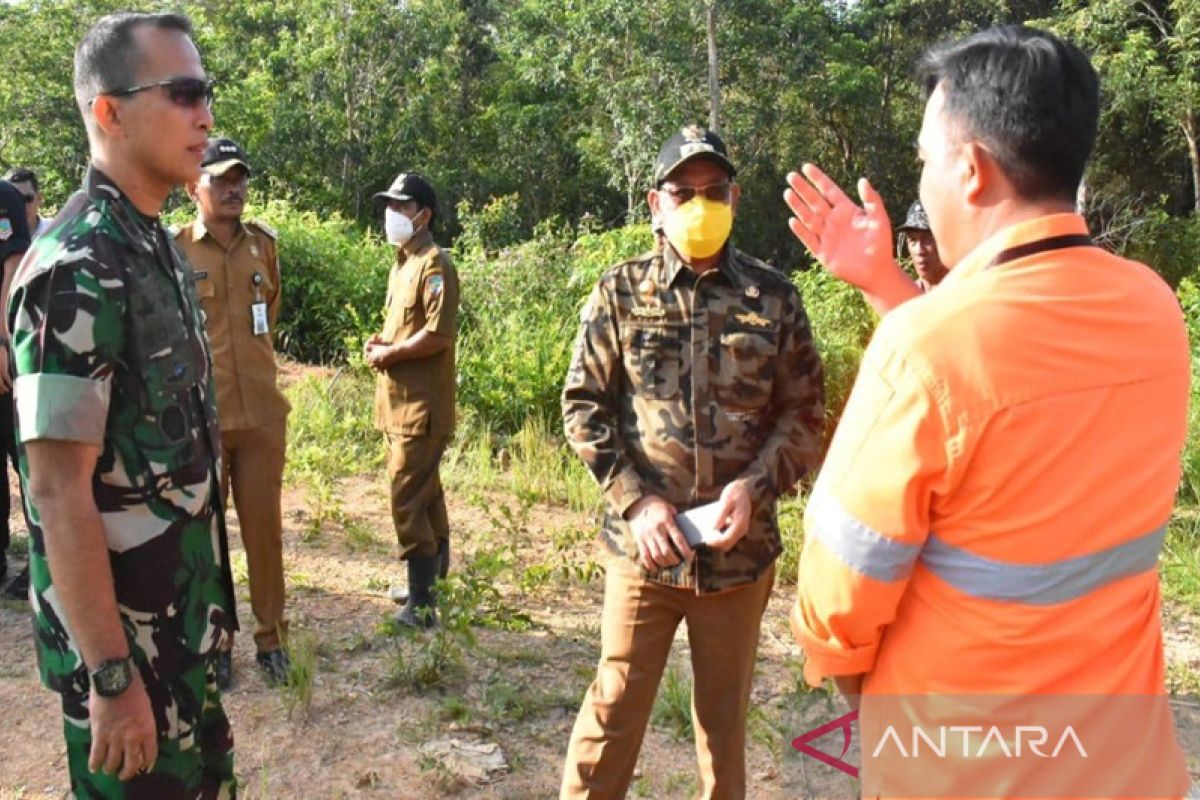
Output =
[
  {"x1": 560, "y1": 127, "x2": 825, "y2": 798},
  {"x1": 9, "y1": 12, "x2": 236, "y2": 797}
]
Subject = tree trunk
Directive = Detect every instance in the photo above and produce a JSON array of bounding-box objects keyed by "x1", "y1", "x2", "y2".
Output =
[
  {"x1": 706, "y1": 2, "x2": 721, "y2": 133},
  {"x1": 1184, "y1": 110, "x2": 1200, "y2": 216}
]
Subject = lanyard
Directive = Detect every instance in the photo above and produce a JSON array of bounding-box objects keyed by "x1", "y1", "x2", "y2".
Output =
[{"x1": 986, "y1": 233, "x2": 1094, "y2": 270}]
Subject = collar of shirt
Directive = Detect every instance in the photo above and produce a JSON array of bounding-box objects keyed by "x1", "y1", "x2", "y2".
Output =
[
  {"x1": 189, "y1": 217, "x2": 248, "y2": 245},
  {"x1": 938, "y1": 212, "x2": 1089, "y2": 290},
  {"x1": 84, "y1": 165, "x2": 159, "y2": 249},
  {"x1": 660, "y1": 241, "x2": 751, "y2": 292},
  {"x1": 397, "y1": 227, "x2": 433, "y2": 263}
]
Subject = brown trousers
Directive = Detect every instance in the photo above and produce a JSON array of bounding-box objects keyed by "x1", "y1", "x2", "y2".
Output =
[
  {"x1": 221, "y1": 421, "x2": 288, "y2": 652},
  {"x1": 561, "y1": 556, "x2": 775, "y2": 800},
  {"x1": 386, "y1": 432, "x2": 450, "y2": 558}
]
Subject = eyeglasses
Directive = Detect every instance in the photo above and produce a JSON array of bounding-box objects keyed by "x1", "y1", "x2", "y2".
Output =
[
  {"x1": 659, "y1": 181, "x2": 733, "y2": 205},
  {"x1": 96, "y1": 77, "x2": 215, "y2": 109}
]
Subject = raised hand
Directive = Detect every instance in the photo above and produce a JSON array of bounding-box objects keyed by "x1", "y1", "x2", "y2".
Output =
[{"x1": 784, "y1": 164, "x2": 897, "y2": 290}]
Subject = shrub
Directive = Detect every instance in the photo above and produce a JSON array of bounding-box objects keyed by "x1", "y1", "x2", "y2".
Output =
[
  {"x1": 1125, "y1": 212, "x2": 1200, "y2": 289},
  {"x1": 254, "y1": 200, "x2": 392, "y2": 363},
  {"x1": 1175, "y1": 279, "x2": 1200, "y2": 503},
  {"x1": 453, "y1": 197, "x2": 651, "y2": 435},
  {"x1": 792, "y1": 267, "x2": 877, "y2": 448}
]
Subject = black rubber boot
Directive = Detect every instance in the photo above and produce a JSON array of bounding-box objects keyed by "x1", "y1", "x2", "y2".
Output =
[
  {"x1": 437, "y1": 538, "x2": 450, "y2": 580},
  {"x1": 395, "y1": 553, "x2": 439, "y2": 629},
  {"x1": 393, "y1": 540, "x2": 450, "y2": 606}
]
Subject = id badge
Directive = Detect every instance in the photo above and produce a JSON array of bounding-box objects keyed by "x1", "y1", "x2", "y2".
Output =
[{"x1": 251, "y1": 302, "x2": 269, "y2": 335}]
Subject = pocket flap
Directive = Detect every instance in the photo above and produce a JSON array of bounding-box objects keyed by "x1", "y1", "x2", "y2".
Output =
[{"x1": 389, "y1": 397, "x2": 430, "y2": 436}]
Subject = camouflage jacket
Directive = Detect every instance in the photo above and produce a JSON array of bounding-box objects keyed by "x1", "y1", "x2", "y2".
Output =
[
  {"x1": 9, "y1": 166, "x2": 236, "y2": 702},
  {"x1": 563, "y1": 243, "x2": 824, "y2": 593}
]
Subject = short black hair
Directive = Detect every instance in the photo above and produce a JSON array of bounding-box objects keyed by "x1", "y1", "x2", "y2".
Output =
[
  {"x1": 917, "y1": 25, "x2": 1099, "y2": 204},
  {"x1": 74, "y1": 12, "x2": 195, "y2": 118},
  {"x1": 4, "y1": 168, "x2": 38, "y2": 193}
]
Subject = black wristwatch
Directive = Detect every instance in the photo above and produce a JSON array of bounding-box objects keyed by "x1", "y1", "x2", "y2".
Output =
[{"x1": 90, "y1": 656, "x2": 134, "y2": 697}]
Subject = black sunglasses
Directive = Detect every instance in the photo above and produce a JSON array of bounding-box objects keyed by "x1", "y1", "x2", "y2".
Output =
[
  {"x1": 659, "y1": 181, "x2": 733, "y2": 205},
  {"x1": 98, "y1": 77, "x2": 215, "y2": 109}
]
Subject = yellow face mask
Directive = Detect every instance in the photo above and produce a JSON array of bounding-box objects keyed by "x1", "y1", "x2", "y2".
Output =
[{"x1": 661, "y1": 196, "x2": 732, "y2": 261}]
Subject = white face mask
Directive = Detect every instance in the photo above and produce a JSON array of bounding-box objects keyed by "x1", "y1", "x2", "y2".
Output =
[{"x1": 385, "y1": 207, "x2": 415, "y2": 245}]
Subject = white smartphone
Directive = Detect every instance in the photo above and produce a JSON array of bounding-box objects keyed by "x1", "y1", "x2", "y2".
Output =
[{"x1": 675, "y1": 500, "x2": 726, "y2": 547}]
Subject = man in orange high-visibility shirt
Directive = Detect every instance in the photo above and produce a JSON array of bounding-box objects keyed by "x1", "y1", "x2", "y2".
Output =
[{"x1": 784, "y1": 25, "x2": 1196, "y2": 799}]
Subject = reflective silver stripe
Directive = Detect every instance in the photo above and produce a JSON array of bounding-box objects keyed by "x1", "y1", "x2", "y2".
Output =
[
  {"x1": 808, "y1": 489, "x2": 921, "y2": 583},
  {"x1": 920, "y1": 524, "x2": 1166, "y2": 605}
]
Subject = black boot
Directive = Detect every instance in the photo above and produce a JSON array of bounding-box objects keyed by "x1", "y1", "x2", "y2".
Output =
[
  {"x1": 437, "y1": 538, "x2": 450, "y2": 580},
  {"x1": 391, "y1": 541, "x2": 450, "y2": 606},
  {"x1": 4, "y1": 564, "x2": 28, "y2": 601},
  {"x1": 395, "y1": 553, "x2": 439, "y2": 629}
]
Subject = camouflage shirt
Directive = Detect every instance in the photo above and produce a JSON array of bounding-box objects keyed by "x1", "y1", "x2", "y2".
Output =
[
  {"x1": 563, "y1": 243, "x2": 824, "y2": 593},
  {"x1": 9, "y1": 166, "x2": 236, "y2": 702}
]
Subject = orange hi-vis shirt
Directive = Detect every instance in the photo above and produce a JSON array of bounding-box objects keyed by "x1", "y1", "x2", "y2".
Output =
[{"x1": 791, "y1": 214, "x2": 1192, "y2": 797}]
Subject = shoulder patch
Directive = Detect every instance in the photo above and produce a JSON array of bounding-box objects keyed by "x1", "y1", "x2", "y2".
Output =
[
  {"x1": 427, "y1": 274, "x2": 444, "y2": 297},
  {"x1": 0, "y1": 217, "x2": 11, "y2": 242},
  {"x1": 731, "y1": 248, "x2": 793, "y2": 292},
  {"x1": 603, "y1": 249, "x2": 659, "y2": 282},
  {"x1": 248, "y1": 220, "x2": 278, "y2": 240}
]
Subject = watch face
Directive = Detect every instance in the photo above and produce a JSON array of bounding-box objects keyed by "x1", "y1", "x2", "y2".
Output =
[{"x1": 93, "y1": 658, "x2": 133, "y2": 697}]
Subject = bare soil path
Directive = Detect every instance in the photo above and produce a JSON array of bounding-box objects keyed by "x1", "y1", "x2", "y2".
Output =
[{"x1": 2, "y1": 367, "x2": 1197, "y2": 798}]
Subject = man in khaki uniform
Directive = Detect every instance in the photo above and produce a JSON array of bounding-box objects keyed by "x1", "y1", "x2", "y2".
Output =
[
  {"x1": 365, "y1": 172, "x2": 459, "y2": 629},
  {"x1": 176, "y1": 137, "x2": 291, "y2": 687},
  {"x1": 560, "y1": 127, "x2": 825, "y2": 797}
]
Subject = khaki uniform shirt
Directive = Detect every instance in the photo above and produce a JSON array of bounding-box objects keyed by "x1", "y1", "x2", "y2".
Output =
[
  {"x1": 563, "y1": 244, "x2": 825, "y2": 593},
  {"x1": 174, "y1": 219, "x2": 290, "y2": 432},
  {"x1": 374, "y1": 228, "x2": 459, "y2": 437}
]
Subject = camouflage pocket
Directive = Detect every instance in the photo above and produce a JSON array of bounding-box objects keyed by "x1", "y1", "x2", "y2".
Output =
[
  {"x1": 127, "y1": 263, "x2": 207, "y2": 481},
  {"x1": 717, "y1": 326, "x2": 778, "y2": 409},
  {"x1": 622, "y1": 324, "x2": 682, "y2": 399}
]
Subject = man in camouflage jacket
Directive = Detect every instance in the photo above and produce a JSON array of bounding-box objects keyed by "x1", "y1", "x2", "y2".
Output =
[
  {"x1": 560, "y1": 126, "x2": 824, "y2": 798},
  {"x1": 9, "y1": 13, "x2": 236, "y2": 797}
]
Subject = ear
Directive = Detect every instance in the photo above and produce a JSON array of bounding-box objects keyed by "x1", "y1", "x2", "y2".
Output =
[
  {"x1": 647, "y1": 188, "x2": 662, "y2": 219},
  {"x1": 90, "y1": 95, "x2": 124, "y2": 138},
  {"x1": 960, "y1": 141, "x2": 995, "y2": 205},
  {"x1": 730, "y1": 182, "x2": 742, "y2": 215}
]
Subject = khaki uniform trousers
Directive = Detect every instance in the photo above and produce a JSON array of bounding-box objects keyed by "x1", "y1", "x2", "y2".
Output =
[
  {"x1": 561, "y1": 556, "x2": 775, "y2": 799},
  {"x1": 386, "y1": 432, "x2": 450, "y2": 559},
  {"x1": 221, "y1": 419, "x2": 288, "y2": 652}
]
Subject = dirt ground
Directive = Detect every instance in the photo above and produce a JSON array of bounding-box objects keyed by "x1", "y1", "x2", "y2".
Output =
[{"x1": 1, "y1": 388, "x2": 1199, "y2": 797}]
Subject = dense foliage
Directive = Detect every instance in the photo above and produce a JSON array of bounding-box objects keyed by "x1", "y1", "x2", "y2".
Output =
[
  {"x1": 5, "y1": 0, "x2": 1200, "y2": 489},
  {"x1": 2, "y1": 0, "x2": 1198, "y2": 275}
]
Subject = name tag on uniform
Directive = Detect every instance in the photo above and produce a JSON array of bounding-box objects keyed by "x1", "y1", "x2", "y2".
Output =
[{"x1": 251, "y1": 302, "x2": 269, "y2": 335}]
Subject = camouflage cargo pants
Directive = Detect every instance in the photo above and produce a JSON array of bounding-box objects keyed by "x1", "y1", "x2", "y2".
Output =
[{"x1": 63, "y1": 658, "x2": 235, "y2": 799}]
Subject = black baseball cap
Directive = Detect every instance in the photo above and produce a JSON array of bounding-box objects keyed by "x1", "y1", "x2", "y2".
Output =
[
  {"x1": 653, "y1": 125, "x2": 736, "y2": 186},
  {"x1": 374, "y1": 172, "x2": 437, "y2": 215},
  {"x1": 897, "y1": 201, "x2": 931, "y2": 233},
  {"x1": 201, "y1": 138, "x2": 251, "y2": 176}
]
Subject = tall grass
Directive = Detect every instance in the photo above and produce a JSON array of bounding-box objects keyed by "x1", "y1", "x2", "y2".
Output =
[{"x1": 1163, "y1": 514, "x2": 1200, "y2": 614}]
